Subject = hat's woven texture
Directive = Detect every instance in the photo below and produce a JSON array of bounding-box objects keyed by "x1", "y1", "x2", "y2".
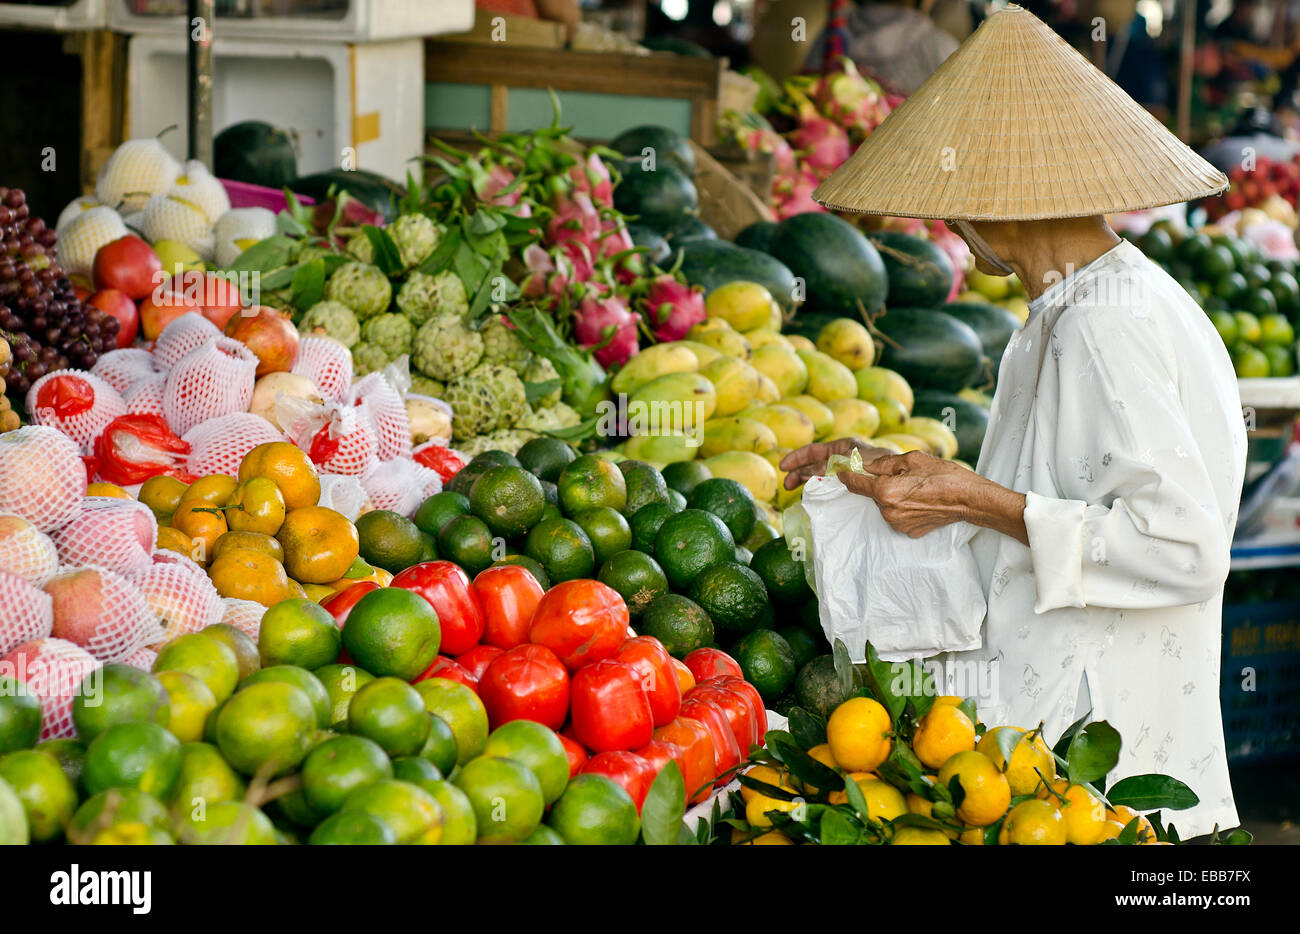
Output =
[{"x1": 813, "y1": 4, "x2": 1227, "y2": 220}]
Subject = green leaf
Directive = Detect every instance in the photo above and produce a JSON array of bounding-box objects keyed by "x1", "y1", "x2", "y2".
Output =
[
  {"x1": 523, "y1": 379, "x2": 563, "y2": 405},
  {"x1": 1106, "y1": 774, "x2": 1200, "y2": 812},
  {"x1": 1051, "y1": 711, "x2": 1092, "y2": 761},
  {"x1": 832, "y1": 638, "x2": 855, "y2": 701},
  {"x1": 1218, "y1": 827, "x2": 1253, "y2": 845},
  {"x1": 819, "y1": 807, "x2": 860, "y2": 845},
  {"x1": 539, "y1": 417, "x2": 601, "y2": 443},
  {"x1": 230, "y1": 235, "x2": 296, "y2": 273},
  {"x1": 767, "y1": 732, "x2": 842, "y2": 793},
  {"x1": 1116, "y1": 818, "x2": 1140, "y2": 845},
  {"x1": 841, "y1": 772, "x2": 870, "y2": 821},
  {"x1": 982, "y1": 822, "x2": 1001, "y2": 846},
  {"x1": 787, "y1": 707, "x2": 826, "y2": 750},
  {"x1": 418, "y1": 227, "x2": 461, "y2": 276},
  {"x1": 676, "y1": 823, "x2": 699, "y2": 845},
  {"x1": 890, "y1": 812, "x2": 946, "y2": 832},
  {"x1": 735, "y1": 774, "x2": 802, "y2": 802},
  {"x1": 290, "y1": 257, "x2": 326, "y2": 311},
  {"x1": 640, "y1": 761, "x2": 686, "y2": 846},
  {"x1": 1065, "y1": 721, "x2": 1121, "y2": 786},
  {"x1": 259, "y1": 265, "x2": 298, "y2": 291},
  {"x1": 468, "y1": 209, "x2": 506, "y2": 236},
  {"x1": 861, "y1": 642, "x2": 905, "y2": 722},
  {"x1": 453, "y1": 241, "x2": 487, "y2": 294},
  {"x1": 993, "y1": 726, "x2": 1024, "y2": 775},
  {"x1": 362, "y1": 225, "x2": 404, "y2": 278},
  {"x1": 957, "y1": 698, "x2": 979, "y2": 728},
  {"x1": 275, "y1": 211, "x2": 308, "y2": 238},
  {"x1": 876, "y1": 741, "x2": 929, "y2": 795}
]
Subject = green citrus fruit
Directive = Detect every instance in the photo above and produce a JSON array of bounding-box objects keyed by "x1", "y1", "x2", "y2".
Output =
[
  {"x1": 0, "y1": 749, "x2": 77, "y2": 842},
  {"x1": 313, "y1": 663, "x2": 375, "y2": 730},
  {"x1": 597, "y1": 549, "x2": 669, "y2": 619},
  {"x1": 308, "y1": 810, "x2": 397, "y2": 845},
  {"x1": 169, "y1": 741, "x2": 246, "y2": 810},
  {"x1": 453, "y1": 756, "x2": 545, "y2": 844},
  {"x1": 300, "y1": 734, "x2": 393, "y2": 818},
  {"x1": 81, "y1": 721, "x2": 183, "y2": 800},
  {"x1": 341, "y1": 587, "x2": 441, "y2": 681},
  {"x1": 214, "y1": 681, "x2": 317, "y2": 777},
  {"x1": 258, "y1": 598, "x2": 343, "y2": 669},
  {"x1": 239, "y1": 665, "x2": 331, "y2": 730},
  {"x1": 67, "y1": 787, "x2": 171, "y2": 844},
  {"x1": 480, "y1": 719, "x2": 570, "y2": 805},
  {"x1": 413, "y1": 678, "x2": 488, "y2": 765},
  {"x1": 339, "y1": 779, "x2": 444, "y2": 844},
  {"x1": 356, "y1": 509, "x2": 427, "y2": 574},
  {"x1": 155, "y1": 670, "x2": 218, "y2": 744},
  {"x1": 547, "y1": 773, "x2": 640, "y2": 845},
  {"x1": 523, "y1": 517, "x2": 595, "y2": 583},
  {"x1": 176, "y1": 801, "x2": 278, "y2": 845},
  {"x1": 412, "y1": 490, "x2": 471, "y2": 538},
  {"x1": 347, "y1": 677, "x2": 431, "y2": 757},
  {"x1": 153, "y1": 632, "x2": 241, "y2": 702},
  {"x1": 0, "y1": 676, "x2": 41, "y2": 754},
  {"x1": 200, "y1": 623, "x2": 261, "y2": 680},
  {"x1": 558, "y1": 454, "x2": 627, "y2": 514}
]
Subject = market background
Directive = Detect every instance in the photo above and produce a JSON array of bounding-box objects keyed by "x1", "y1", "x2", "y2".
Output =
[{"x1": 0, "y1": 0, "x2": 1294, "y2": 848}]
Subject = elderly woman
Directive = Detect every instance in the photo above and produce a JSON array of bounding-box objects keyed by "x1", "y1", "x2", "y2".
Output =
[{"x1": 782, "y1": 6, "x2": 1243, "y2": 836}]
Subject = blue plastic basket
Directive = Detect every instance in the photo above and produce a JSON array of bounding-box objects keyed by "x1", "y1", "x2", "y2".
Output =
[{"x1": 1220, "y1": 600, "x2": 1300, "y2": 763}]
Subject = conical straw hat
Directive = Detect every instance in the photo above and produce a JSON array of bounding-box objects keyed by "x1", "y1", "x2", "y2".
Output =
[{"x1": 813, "y1": 4, "x2": 1227, "y2": 220}]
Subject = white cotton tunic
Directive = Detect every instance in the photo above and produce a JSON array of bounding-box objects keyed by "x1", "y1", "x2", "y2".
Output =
[{"x1": 940, "y1": 240, "x2": 1246, "y2": 837}]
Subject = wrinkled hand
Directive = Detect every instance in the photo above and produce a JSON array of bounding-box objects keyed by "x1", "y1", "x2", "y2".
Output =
[
  {"x1": 836, "y1": 450, "x2": 987, "y2": 538},
  {"x1": 779, "y1": 438, "x2": 894, "y2": 490}
]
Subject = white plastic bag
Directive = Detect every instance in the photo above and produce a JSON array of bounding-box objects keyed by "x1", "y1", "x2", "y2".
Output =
[{"x1": 797, "y1": 453, "x2": 985, "y2": 662}]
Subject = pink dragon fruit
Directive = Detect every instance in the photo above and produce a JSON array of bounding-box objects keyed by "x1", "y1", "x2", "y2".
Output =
[
  {"x1": 559, "y1": 240, "x2": 595, "y2": 284},
  {"x1": 521, "y1": 245, "x2": 581, "y2": 301},
  {"x1": 574, "y1": 291, "x2": 640, "y2": 368},
  {"x1": 569, "y1": 152, "x2": 614, "y2": 207},
  {"x1": 641, "y1": 274, "x2": 705, "y2": 341},
  {"x1": 815, "y1": 60, "x2": 887, "y2": 136},
  {"x1": 791, "y1": 110, "x2": 852, "y2": 177},
  {"x1": 547, "y1": 190, "x2": 603, "y2": 250},
  {"x1": 773, "y1": 167, "x2": 827, "y2": 219},
  {"x1": 597, "y1": 219, "x2": 634, "y2": 260},
  {"x1": 475, "y1": 163, "x2": 523, "y2": 208}
]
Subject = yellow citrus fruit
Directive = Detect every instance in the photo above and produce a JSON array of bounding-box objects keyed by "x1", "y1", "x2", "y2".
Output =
[
  {"x1": 1038, "y1": 778, "x2": 1107, "y2": 845},
  {"x1": 937, "y1": 750, "x2": 1011, "y2": 827},
  {"x1": 239, "y1": 441, "x2": 322, "y2": 510},
  {"x1": 156, "y1": 670, "x2": 218, "y2": 743},
  {"x1": 1096, "y1": 819, "x2": 1126, "y2": 842},
  {"x1": 746, "y1": 831, "x2": 794, "y2": 845},
  {"x1": 934, "y1": 695, "x2": 963, "y2": 707},
  {"x1": 1108, "y1": 805, "x2": 1157, "y2": 843},
  {"x1": 277, "y1": 506, "x2": 360, "y2": 584},
  {"x1": 745, "y1": 792, "x2": 803, "y2": 829},
  {"x1": 155, "y1": 526, "x2": 196, "y2": 559},
  {"x1": 180, "y1": 474, "x2": 238, "y2": 506},
  {"x1": 211, "y1": 530, "x2": 285, "y2": 564},
  {"x1": 977, "y1": 725, "x2": 1056, "y2": 796},
  {"x1": 826, "y1": 697, "x2": 892, "y2": 772},
  {"x1": 997, "y1": 798, "x2": 1067, "y2": 845},
  {"x1": 828, "y1": 770, "x2": 878, "y2": 804},
  {"x1": 913, "y1": 703, "x2": 976, "y2": 769},
  {"x1": 86, "y1": 482, "x2": 132, "y2": 499},
  {"x1": 891, "y1": 827, "x2": 951, "y2": 845},
  {"x1": 207, "y1": 547, "x2": 293, "y2": 607},
  {"x1": 226, "y1": 477, "x2": 286, "y2": 536},
  {"x1": 906, "y1": 792, "x2": 933, "y2": 817},
  {"x1": 138, "y1": 475, "x2": 189, "y2": 523},
  {"x1": 303, "y1": 582, "x2": 336, "y2": 603},
  {"x1": 170, "y1": 499, "x2": 228, "y2": 565},
  {"x1": 853, "y1": 777, "x2": 906, "y2": 821},
  {"x1": 957, "y1": 826, "x2": 986, "y2": 845},
  {"x1": 740, "y1": 763, "x2": 791, "y2": 804}
]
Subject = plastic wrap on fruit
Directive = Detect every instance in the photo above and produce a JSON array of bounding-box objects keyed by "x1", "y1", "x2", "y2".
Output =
[
  {"x1": 275, "y1": 393, "x2": 375, "y2": 475},
  {"x1": 93, "y1": 413, "x2": 192, "y2": 486},
  {"x1": 779, "y1": 501, "x2": 818, "y2": 597},
  {"x1": 823, "y1": 446, "x2": 872, "y2": 478}
]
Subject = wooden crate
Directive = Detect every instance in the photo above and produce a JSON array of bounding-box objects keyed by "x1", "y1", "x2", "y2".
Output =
[{"x1": 426, "y1": 39, "x2": 725, "y2": 146}]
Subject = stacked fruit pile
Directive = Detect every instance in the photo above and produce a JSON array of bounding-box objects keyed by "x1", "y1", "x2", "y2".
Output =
[
  {"x1": 1133, "y1": 223, "x2": 1300, "y2": 378},
  {"x1": 0, "y1": 188, "x2": 120, "y2": 399},
  {"x1": 1202, "y1": 153, "x2": 1300, "y2": 223},
  {"x1": 726, "y1": 646, "x2": 1204, "y2": 846}
]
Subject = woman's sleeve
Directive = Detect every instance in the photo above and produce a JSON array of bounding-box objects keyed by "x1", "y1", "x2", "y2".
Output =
[{"x1": 1023, "y1": 307, "x2": 1235, "y2": 613}]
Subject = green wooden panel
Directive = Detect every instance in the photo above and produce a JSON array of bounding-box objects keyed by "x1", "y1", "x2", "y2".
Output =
[
  {"x1": 506, "y1": 89, "x2": 691, "y2": 138},
  {"x1": 424, "y1": 81, "x2": 692, "y2": 140},
  {"x1": 426, "y1": 82, "x2": 491, "y2": 129}
]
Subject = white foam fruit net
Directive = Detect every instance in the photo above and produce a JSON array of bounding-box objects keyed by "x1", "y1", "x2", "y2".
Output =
[
  {"x1": 153, "y1": 312, "x2": 221, "y2": 370},
  {"x1": 0, "y1": 426, "x2": 88, "y2": 532},
  {"x1": 0, "y1": 638, "x2": 101, "y2": 741},
  {"x1": 0, "y1": 513, "x2": 60, "y2": 585},
  {"x1": 122, "y1": 372, "x2": 168, "y2": 417},
  {"x1": 318, "y1": 473, "x2": 369, "y2": 521},
  {"x1": 51, "y1": 497, "x2": 158, "y2": 578},
  {"x1": 0, "y1": 571, "x2": 55, "y2": 656},
  {"x1": 163, "y1": 337, "x2": 257, "y2": 436},
  {"x1": 45, "y1": 566, "x2": 163, "y2": 663},
  {"x1": 26, "y1": 370, "x2": 128, "y2": 454},
  {"x1": 277, "y1": 396, "x2": 377, "y2": 476},
  {"x1": 120, "y1": 645, "x2": 158, "y2": 672},
  {"x1": 135, "y1": 558, "x2": 224, "y2": 645},
  {"x1": 292, "y1": 336, "x2": 353, "y2": 403},
  {"x1": 91, "y1": 348, "x2": 158, "y2": 394},
  {"x1": 361, "y1": 458, "x2": 444, "y2": 517},
  {"x1": 183, "y1": 412, "x2": 285, "y2": 478},
  {"x1": 220, "y1": 597, "x2": 266, "y2": 642},
  {"x1": 351, "y1": 372, "x2": 412, "y2": 460}
]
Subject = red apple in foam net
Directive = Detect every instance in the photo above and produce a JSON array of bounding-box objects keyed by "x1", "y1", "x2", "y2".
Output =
[
  {"x1": 88, "y1": 288, "x2": 139, "y2": 348},
  {"x1": 167, "y1": 270, "x2": 244, "y2": 331},
  {"x1": 224, "y1": 305, "x2": 300, "y2": 378},
  {"x1": 139, "y1": 281, "x2": 201, "y2": 342},
  {"x1": 92, "y1": 235, "x2": 163, "y2": 301},
  {"x1": 43, "y1": 567, "x2": 157, "y2": 662}
]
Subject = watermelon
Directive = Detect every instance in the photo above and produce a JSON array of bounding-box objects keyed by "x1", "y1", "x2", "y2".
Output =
[
  {"x1": 941, "y1": 301, "x2": 1022, "y2": 380},
  {"x1": 676, "y1": 240, "x2": 800, "y2": 314},
  {"x1": 867, "y1": 230, "x2": 954, "y2": 308},
  {"x1": 734, "y1": 221, "x2": 780, "y2": 254},
  {"x1": 875, "y1": 307, "x2": 985, "y2": 392},
  {"x1": 769, "y1": 213, "x2": 889, "y2": 316},
  {"x1": 614, "y1": 161, "x2": 698, "y2": 230},
  {"x1": 912, "y1": 390, "x2": 989, "y2": 464},
  {"x1": 626, "y1": 223, "x2": 671, "y2": 266},
  {"x1": 661, "y1": 215, "x2": 716, "y2": 244},
  {"x1": 610, "y1": 125, "x2": 696, "y2": 176},
  {"x1": 289, "y1": 169, "x2": 405, "y2": 222},
  {"x1": 215, "y1": 121, "x2": 298, "y2": 189}
]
